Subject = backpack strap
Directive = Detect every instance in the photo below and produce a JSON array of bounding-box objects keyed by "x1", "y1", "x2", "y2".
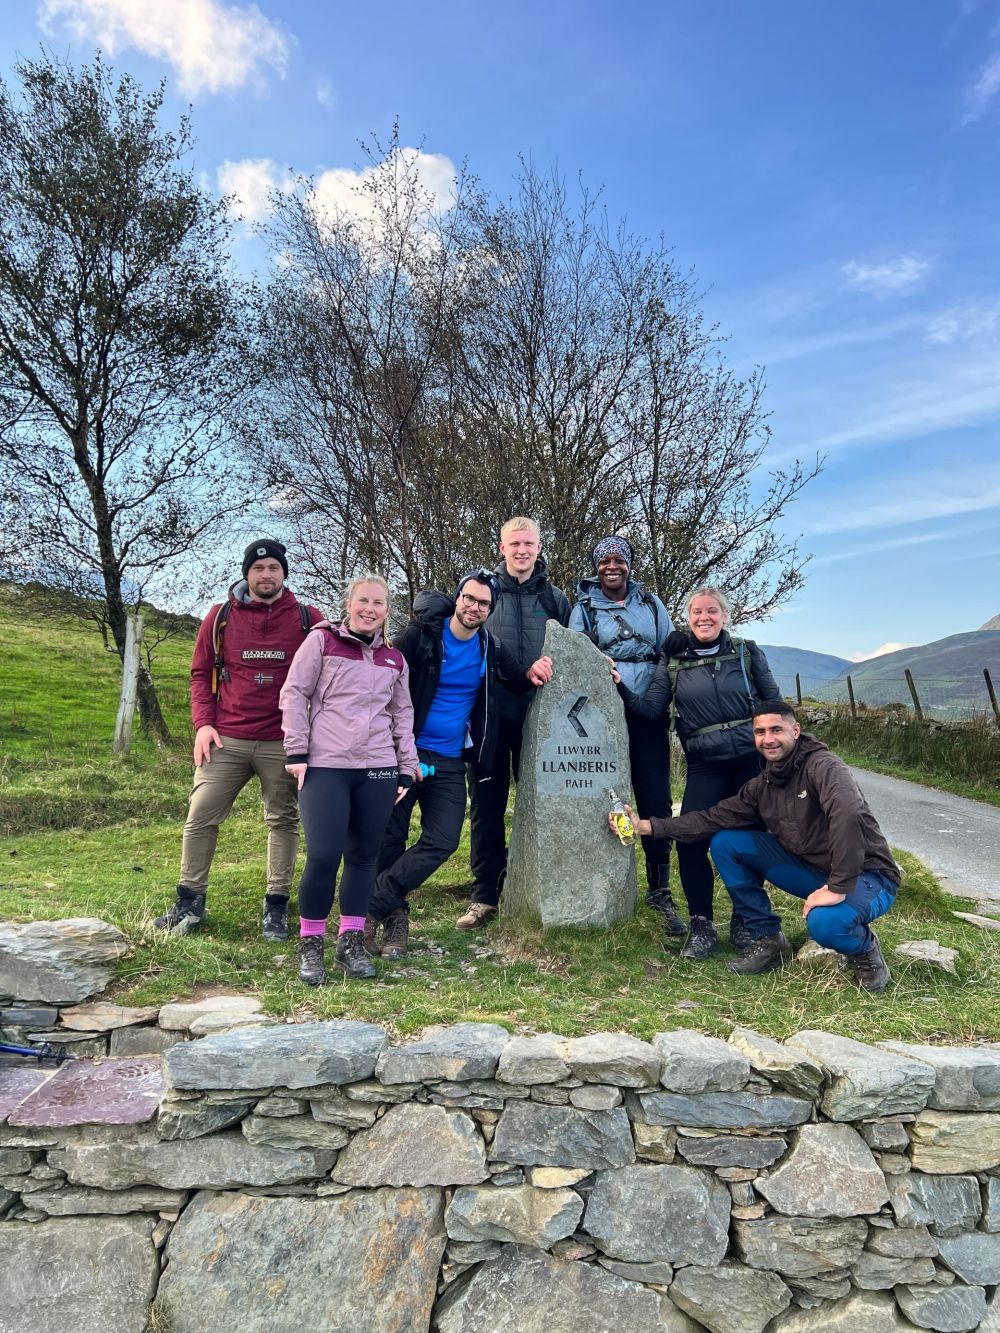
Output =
[
  {"x1": 576, "y1": 585, "x2": 660, "y2": 661},
  {"x1": 211, "y1": 602, "x2": 231, "y2": 696},
  {"x1": 537, "y1": 581, "x2": 561, "y2": 621},
  {"x1": 212, "y1": 598, "x2": 312, "y2": 694},
  {"x1": 665, "y1": 637, "x2": 756, "y2": 736}
]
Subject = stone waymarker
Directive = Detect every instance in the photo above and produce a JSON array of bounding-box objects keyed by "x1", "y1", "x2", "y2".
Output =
[{"x1": 503, "y1": 621, "x2": 636, "y2": 927}]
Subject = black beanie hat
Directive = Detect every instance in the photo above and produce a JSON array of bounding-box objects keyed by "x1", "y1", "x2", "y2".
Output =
[{"x1": 242, "y1": 539, "x2": 288, "y2": 578}]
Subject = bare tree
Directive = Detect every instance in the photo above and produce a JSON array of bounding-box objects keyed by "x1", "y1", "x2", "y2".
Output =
[
  {"x1": 248, "y1": 143, "x2": 818, "y2": 619},
  {"x1": 250, "y1": 129, "x2": 486, "y2": 608},
  {"x1": 0, "y1": 53, "x2": 249, "y2": 739},
  {"x1": 625, "y1": 297, "x2": 820, "y2": 622}
]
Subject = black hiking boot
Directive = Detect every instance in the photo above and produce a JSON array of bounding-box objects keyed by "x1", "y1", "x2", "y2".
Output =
[
  {"x1": 729, "y1": 912, "x2": 753, "y2": 953},
  {"x1": 680, "y1": 915, "x2": 718, "y2": 960},
  {"x1": 647, "y1": 876, "x2": 686, "y2": 937},
  {"x1": 363, "y1": 916, "x2": 381, "y2": 957},
  {"x1": 334, "y1": 929, "x2": 377, "y2": 979},
  {"x1": 847, "y1": 932, "x2": 891, "y2": 993},
  {"x1": 153, "y1": 886, "x2": 206, "y2": 936},
  {"x1": 262, "y1": 896, "x2": 290, "y2": 942},
  {"x1": 726, "y1": 931, "x2": 794, "y2": 976},
  {"x1": 380, "y1": 908, "x2": 409, "y2": 961},
  {"x1": 297, "y1": 935, "x2": 326, "y2": 986}
]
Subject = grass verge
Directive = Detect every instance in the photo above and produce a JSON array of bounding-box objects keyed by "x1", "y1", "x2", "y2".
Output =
[
  {"x1": 809, "y1": 708, "x2": 1000, "y2": 808},
  {"x1": 2, "y1": 806, "x2": 995, "y2": 1044}
]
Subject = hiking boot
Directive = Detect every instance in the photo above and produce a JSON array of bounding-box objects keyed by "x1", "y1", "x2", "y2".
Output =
[
  {"x1": 729, "y1": 912, "x2": 753, "y2": 953},
  {"x1": 680, "y1": 915, "x2": 718, "y2": 960},
  {"x1": 363, "y1": 915, "x2": 381, "y2": 957},
  {"x1": 456, "y1": 902, "x2": 497, "y2": 930},
  {"x1": 726, "y1": 931, "x2": 794, "y2": 976},
  {"x1": 380, "y1": 908, "x2": 409, "y2": 960},
  {"x1": 153, "y1": 887, "x2": 206, "y2": 936},
  {"x1": 334, "y1": 929, "x2": 377, "y2": 979},
  {"x1": 648, "y1": 887, "x2": 686, "y2": 936},
  {"x1": 298, "y1": 935, "x2": 326, "y2": 986},
  {"x1": 847, "y1": 932, "x2": 891, "y2": 993},
  {"x1": 262, "y1": 896, "x2": 290, "y2": 942}
]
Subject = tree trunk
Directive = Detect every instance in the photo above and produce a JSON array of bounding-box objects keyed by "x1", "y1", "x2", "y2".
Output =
[{"x1": 137, "y1": 664, "x2": 171, "y2": 746}]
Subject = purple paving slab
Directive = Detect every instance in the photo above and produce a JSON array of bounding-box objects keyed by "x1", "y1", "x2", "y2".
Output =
[
  {"x1": 0, "y1": 1066, "x2": 56, "y2": 1120},
  {"x1": 8, "y1": 1057, "x2": 163, "y2": 1127}
]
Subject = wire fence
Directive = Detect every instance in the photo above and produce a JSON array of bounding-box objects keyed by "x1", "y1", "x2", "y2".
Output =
[{"x1": 772, "y1": 667, "x2": 1000, "y2": 722}]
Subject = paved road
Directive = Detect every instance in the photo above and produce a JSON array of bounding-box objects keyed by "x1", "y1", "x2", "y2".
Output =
[{"x1": 850, "y1": 767, "x2": 1000, "y2": 905}]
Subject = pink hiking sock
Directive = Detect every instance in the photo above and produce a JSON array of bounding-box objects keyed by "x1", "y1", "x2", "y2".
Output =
[
  {"x1": 299, "y1": 917, "x2": 327, "y2": 937},
  {"x1": 339, "y1": 915, "x2": 366, "y2": 935}
]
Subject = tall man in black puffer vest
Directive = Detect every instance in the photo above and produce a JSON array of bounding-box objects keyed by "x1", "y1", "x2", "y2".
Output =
[{"x1": 460, "y1": 517, "x2": 572, "y2": 929}]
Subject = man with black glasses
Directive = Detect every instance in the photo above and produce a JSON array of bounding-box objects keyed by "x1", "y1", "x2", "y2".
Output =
[{"x1": 365, "y1": 571, "x2": 553, "y2": 960}]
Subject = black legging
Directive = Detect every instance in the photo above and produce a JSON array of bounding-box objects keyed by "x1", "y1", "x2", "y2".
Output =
[
  {"x1": 626, "y1": 711, "x2": 672, "y2": 891},
  {"x1": 677, "y1": 752, "x2": 762, "y2": 918},
  {"x1": 297, "y1": 767, "x2": 399, "y2": 920}
]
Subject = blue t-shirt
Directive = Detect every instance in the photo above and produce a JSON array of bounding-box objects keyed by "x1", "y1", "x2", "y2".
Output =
[{"x1": 417, "y1": 622, "x2": 485, "y2": 757}]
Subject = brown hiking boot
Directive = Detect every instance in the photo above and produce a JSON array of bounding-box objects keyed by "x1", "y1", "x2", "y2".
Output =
[
  {"x1": 726, "y1": 931, "x2": 793, "y2": 976},
  {"x1": 380, "y1": 908, "x2": 409, "y2": 960},
  {"x1": 456, "y1": 902, "x2": 497, "y2": 930},
  {"x1": 847, "y1": 932, "x2": 891, "y2": 992},
  {"x1": 363, "y1": 916, "x2": 380, "y2": 957}
]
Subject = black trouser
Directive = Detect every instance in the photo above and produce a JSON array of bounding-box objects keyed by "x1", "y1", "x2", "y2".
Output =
[
  {"x1": 626, "y1": 710, "x2": 673, "y2": 897},
  {"x1": 296, "y1": 767, "x2": 399, "y2": 920},
  {"x1": 468, "y1": 715, "x2": 523, "y2": 907},
  {"x1": 369, "y1": 750, "x2": 468, "y2": 919},
  {"x1": 677, "y1": 751, "x2": 762, "y2": 918}
]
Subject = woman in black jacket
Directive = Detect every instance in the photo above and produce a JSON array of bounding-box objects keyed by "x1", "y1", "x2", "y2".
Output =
[{"x1": 619, "y1": 585, "x2": 781, "y2": 959}]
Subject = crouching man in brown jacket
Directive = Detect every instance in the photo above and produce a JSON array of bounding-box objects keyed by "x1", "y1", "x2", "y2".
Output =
[{"x1": 617, "y1": 700, "x2": 899, "y2": 992}]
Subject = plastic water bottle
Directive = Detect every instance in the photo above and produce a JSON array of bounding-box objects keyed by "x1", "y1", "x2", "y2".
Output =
[{"x1": 608, "y1": 788, "x2": 635, "y2": 845}]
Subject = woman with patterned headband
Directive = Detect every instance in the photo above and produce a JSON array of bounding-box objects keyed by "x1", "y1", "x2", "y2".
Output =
[{"x1": 569, "y1": 536, "x2": 683, "y2": 934}]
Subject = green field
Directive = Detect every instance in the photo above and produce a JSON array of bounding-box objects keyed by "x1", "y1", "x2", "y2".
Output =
[{"x1": 2, "y1": 597, "x2": 997, "y2": 1042}]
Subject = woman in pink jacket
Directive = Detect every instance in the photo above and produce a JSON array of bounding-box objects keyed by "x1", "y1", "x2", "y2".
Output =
[{"x1": 280, "y1": 575, "x2": 419, "y2": 985}]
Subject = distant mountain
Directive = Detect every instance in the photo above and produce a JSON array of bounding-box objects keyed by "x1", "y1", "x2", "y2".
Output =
[
  {"x1": 758, "y1": 645, "x2": 850, "y2": 696},
  {"x1": 980, "y1": 614, "x2": 1000, "y2": 632},
  {"x1": 813, "y1": 631, "x2": 1000, "y2": 717}
]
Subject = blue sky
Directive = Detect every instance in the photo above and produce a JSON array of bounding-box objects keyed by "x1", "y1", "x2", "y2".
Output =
[{"x1": 5, "y1": 1, "x2": 999, "y2": 659}]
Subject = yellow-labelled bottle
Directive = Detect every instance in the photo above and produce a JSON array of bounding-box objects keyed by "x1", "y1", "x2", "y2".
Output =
[{"x1": 608, "y1": 788, "x2": 635, "y2": 845}]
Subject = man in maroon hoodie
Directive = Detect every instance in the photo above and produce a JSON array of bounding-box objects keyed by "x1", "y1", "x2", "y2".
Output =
[{"x1": 154, "y1": 540, "x2": 323, "y2": 940}]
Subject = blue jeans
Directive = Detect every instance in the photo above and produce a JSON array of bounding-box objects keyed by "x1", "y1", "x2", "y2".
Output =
[{"x1": 708, "y1": 830, "x2": 897, "y2": 955}]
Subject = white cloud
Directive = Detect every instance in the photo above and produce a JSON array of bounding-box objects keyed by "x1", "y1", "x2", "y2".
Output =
[
  {"x1": 841, "y1": 256, "x2": 930, "y2": 297},
  {"x1": 316, "y1": 77, "x2": 335, "y2": 110},
  {"x1": 963, "y1": 50, "x2": 1000, "y2": 123},
  {"x1": 38, "y1": 0, "x2": 293, "y2": 96},
  {"x1": 813, "y1": 531, "x2": 950, "y2": 567},
  {"x1": 310, "y1": 147, "x2": 457, "y2": 228},
  {"x1": 807, "y1": 472, "x2": 1000, "y2": 537},
  {"x1": 217, "y1": 157, "x2": 288, "y2": 222},
  {"x1": 847, "y1": 642, "x2": 917, "y2": 663},
  {"x1": 775, "y1": 354, "x2": 1000, "y2": 464},
  {"x1": 926, "y1": 304, "x2": 998, "y2": 345}
]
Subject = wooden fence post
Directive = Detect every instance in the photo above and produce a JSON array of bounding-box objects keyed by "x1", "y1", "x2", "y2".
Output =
[
  {"x1": 795, "y1": 673, "x2": 802, "y2": 706},
  {"x1": 904, "y1": 667, "x2": 924, "y2": 722},
  {"x1": 985, "y1": 668, "x2": 1000, "y2": 723},
  {"x1": 846, "y1": 675, "x2": 857, "y2": 720},
  {"x1": 112, "y1": 613, "x2": 144, "y2": 756}
]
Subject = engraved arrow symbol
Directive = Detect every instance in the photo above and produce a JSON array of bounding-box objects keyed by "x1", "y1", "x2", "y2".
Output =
[{"x1": 567, "y1": 695, "x2": 589, "y2": 737}]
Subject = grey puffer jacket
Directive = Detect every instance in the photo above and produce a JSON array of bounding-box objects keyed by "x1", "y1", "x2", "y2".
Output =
[
  {"x1": 488, "y1": 558, "x2": 571, "y2": 722},
  {"x1": 620, "y1": 629, "x2": 781, "y2": 763},
  {"x1": 568, "y1": 577, "x2": 673, "y2": 704}
]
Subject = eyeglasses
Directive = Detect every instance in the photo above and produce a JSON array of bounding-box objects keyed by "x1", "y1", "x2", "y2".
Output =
[{"x1": 459, "y1": 592, "x2": 493, "y2": 612}]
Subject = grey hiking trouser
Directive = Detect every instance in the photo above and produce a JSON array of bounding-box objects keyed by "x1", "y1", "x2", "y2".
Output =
[{"x1": 178, "y1": 736, "x2": 299, "y2": 897}]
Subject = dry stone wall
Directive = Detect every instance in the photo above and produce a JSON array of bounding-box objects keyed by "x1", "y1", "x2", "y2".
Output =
[{"x1": 2, "y1": 1018, "x2": 1000, "y2": 1332}]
